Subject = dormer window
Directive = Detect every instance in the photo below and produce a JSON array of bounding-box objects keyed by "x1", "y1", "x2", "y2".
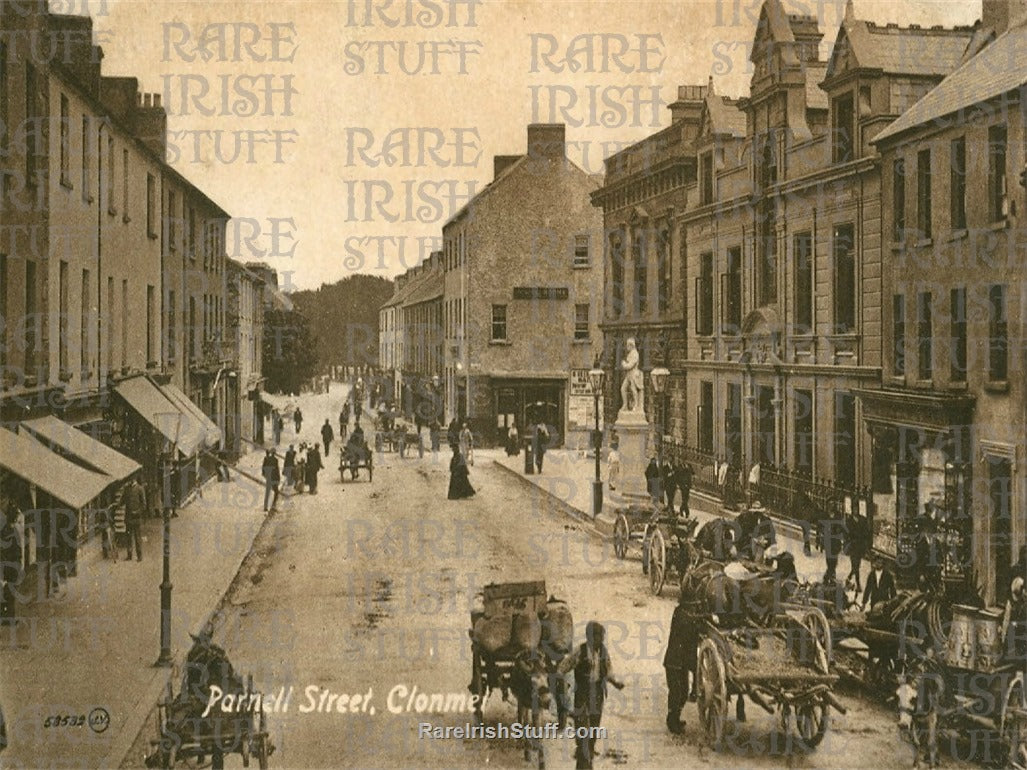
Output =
[{"x1": 831, "y1": 91, "x2": 855, "y2": 163}]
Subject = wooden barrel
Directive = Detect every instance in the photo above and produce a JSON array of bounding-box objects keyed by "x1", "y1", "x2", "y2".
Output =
[{"x1": 946, "y1": 605, "x2": 978, "y2": 669}]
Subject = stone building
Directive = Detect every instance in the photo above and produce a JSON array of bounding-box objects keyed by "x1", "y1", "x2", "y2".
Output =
[
  {"x1": 590, "y1": 84, "x2": 708, "y2": 451},
  {"x1": 676, "y1": 1, "x2": 973, "y2": 504},
  {"x1": 226, "y1": 260, "x2": 268, "y2": 455},
  {"x1": 868, "y1": 1, "x2": 1027, "y2": 603},
  {"x1": 441, "y1": 123, "x2": 604, "y2": 446}
]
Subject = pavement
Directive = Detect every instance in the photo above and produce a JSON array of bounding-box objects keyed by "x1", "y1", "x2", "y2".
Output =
[
  {"x1": 0, "y1": 387, "x2": 350, "y2": 770},
  {"x1": 491, "y1": 447, "x2": 865, "y2": 588}
]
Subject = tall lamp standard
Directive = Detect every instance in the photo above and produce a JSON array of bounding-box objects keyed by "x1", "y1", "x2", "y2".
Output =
[
  {"x1": 154, "y1": 413, "x2": 181, "y2": 668},
  {"x1": 650, "y1": 366, "x2": 670, "y2": 470},
  {"x1": 587, "y1": 364, "x2": 606, "y2": 519}
]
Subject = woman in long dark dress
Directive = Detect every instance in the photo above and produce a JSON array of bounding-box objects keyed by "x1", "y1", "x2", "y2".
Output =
[{"x1": 448, "y1": 449, "x2": 475, "y2": 499}]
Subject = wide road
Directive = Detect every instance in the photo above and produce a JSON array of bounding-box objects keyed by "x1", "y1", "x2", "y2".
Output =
[{"x1": 125, "y1": 391, "x2": 984, "y2": 769}]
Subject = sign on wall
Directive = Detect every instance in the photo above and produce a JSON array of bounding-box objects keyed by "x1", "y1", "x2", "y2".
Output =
[
  {"x1": 512, "y1": 287, "x2": 569, "y2": 300},
  {"x1": 568, "y1": 368, "x2": 602, "y2": 432}
]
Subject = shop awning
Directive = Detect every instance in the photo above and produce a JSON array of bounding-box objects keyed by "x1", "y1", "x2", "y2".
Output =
[
  {"x1": 259, "y1": 392, "x2": 295, "y2": 413},
  {"x1": 114, "y1": 376, "x2": 203, "y2": 457},
  {"x1": 20, "y1": 416, "x2": 141, "y2": 481},
  {"x1": 0, "y1": 429, "x2": 113, "y2": 509},
  {"x1": 159, "y1": 383, "x2": 223, "y2": 448}
]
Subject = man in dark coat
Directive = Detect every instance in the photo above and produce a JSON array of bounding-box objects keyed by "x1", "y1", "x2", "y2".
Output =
[
  {"x1": 676, "y1": 462, "x2": 693, "y2": 516},
  {"x1": 845, "y1": 512, "x2": 871, "y2": 591},
  {"x1": 533, "y1": 423, "x2": 549, "y2": 473},
  {"x1": 293, "y1": 407, "x2": 303, "y2": 434},
  {"x1": 662, "y1": 460, "x2": 677, "y2": 510},
  {"x1": 306, "y1": 445, "x2": 323, "y2": 494},
  {"x1": 822, "y1": 501, "x2": 848, "y2": 584},
  {"x1": 447, "y1": 450, "x2": 475, "y2": 499},
  {"x1": 283, "y1": 445, "x2": 296, "y2": 490},
  {"x1": 645, "y1": 458, "x2": 661, "y2": 503},
  {"x1": 664, "y1": 602, "x2": 696, "y2": 733},
  {"x1": 261, "y1": 449, "x2": 280, "y2": 512},
  {"x1": 339, "y1": 407, "x2": 348, "y2": 442},
  {"x1": 447, "y1": 418, "x2": 460, "y2": 451},
  {"x1": 123, "y1": 475, "x2": 146, "y2": 561},
  {"x1": 321, "y1": 419, "x2": 334, "y2": 457},
  {"x1": 862, "y1": 555, "x2": 896, "y2": 611},
  {"x1": 557, "y1": 622, "x2": 625, "y2": 769}
]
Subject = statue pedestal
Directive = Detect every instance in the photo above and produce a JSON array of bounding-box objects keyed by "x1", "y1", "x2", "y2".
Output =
[{"x1": 610, "y1": 409, "x2": 651, "y2": 503}]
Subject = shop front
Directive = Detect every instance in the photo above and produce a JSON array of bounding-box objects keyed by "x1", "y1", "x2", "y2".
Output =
[
  {"x1": 492, "y1": 377, "x2": 566, "y2": 447},
  {"x1": 858, "y1": 389, "x2": 977, "y2": 596}
]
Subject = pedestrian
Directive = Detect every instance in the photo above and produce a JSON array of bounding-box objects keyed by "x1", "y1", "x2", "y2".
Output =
[
  {"x1": 123, "y1": 474, "x2": 146, "y2": 561},
  {"x1": 607, "y1": 442, "x2": 621, "y2": 491},
  {"x1": 354, "y1": 400, "x2": 363, "y2": 424},
  {"x1": 430, "y1": 419, "x2": 441, "y2": 454},
  {"x1": 661, "y1": 458, "x2": 675, "y2": 510},
  {"x1": 505, "y1": 423, "x2": 519, "y2": 457},
  {"x1": 261, "y1": 449, "x2": 280, "y2": 512},
  {"x1": 862, "y1": 555, "x2": 896, "y2": 611},
  {"x1": 272, "y1": 411, "x2": 283, "y2": 445},
  {"x1": 447, "y1": 448, "x2": 476, "y2": 499},
  {"x1": 664, "y1": 602, "x2": 696, "y2": 733},
  {"x1": 557, "y1": 621, "x2": 625, "y2": 769},
  {"x1": 1, "y1": 499, "x2": 21, "y2": 623},
  {"x1": 283, "y1": 445, "x2": 296, "y2": 490},
  {"x1": 533, "y1": 423, "x2": 549, "y2": 473},
  {"x1": 294, "y1": 444, "x2": 307, "y2": 493},
  {"x1": 845, "y1": 510, "x2": 871, "y2": 592},
  {"x1": 747, "y1": 461, "x2": 761, "y2": 505},
  {"x1": 321, "y1": 419, "x2": 335, "y2": 457},
  {"x1": 294, "y1": 407, "x2": 303, "y2": 434},
  {"x1": 447, "y1": 418, "x2": 460, "y2": 451},
  {"x1": 459, "y1": 423, "x2": 474, "y2": 466},
  {"x1": 645, "y1": 457, "x2": 661, "y2": 504},
  {"x1": 306, "y1": 445, "x2": 323, "y2": 494},
  {"x1": 795, "y1": 490, "x2": 815, "y2": 556},
  {"x1": 676, "y1": 462, "x2": 693, "y2": 516},
  {"x1": 822, "y1": 499, "x2": 847, "y2": 584},
  {"x1": 99, "y1": 502, "x2": 118, "y2": 562}
]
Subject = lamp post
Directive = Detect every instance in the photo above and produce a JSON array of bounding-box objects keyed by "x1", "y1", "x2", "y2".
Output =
[
  {"x1": 650, "y1": 366, "x2": 670, "y2": 469},
  {"x1": 587, "y1": 364, "x2": 606, "y2": 519},
  {"x1": 155, "y1": 449, "x2": 174, "y2": 667}
]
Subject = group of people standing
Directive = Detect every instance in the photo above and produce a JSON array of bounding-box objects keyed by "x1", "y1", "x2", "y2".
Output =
[
  {"x1": 643, "y1": 458, "x2": 694, "y2": 515},
  {"x1": 261, "y1": 441, "x2": 325, "y2": 511}
]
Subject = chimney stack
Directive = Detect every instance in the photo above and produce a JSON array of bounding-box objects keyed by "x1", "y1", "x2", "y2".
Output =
[
  {"x1": 493, "y1": 154, "x2": 521, "y2": 180},
  {"x1": 526, "y1": 124, "x2": 565, "y2": 160},
  {"x1": 982, "y1": 0, "x2": 1027, "y2": 35}
]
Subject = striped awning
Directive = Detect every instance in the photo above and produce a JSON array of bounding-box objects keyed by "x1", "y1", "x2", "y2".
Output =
[
  {"x1": 20, "y1": 416, "x2": 141, "y2": 481},
  {"x1": 0, "y1": 429, "x2": 113, "y2": 509}
]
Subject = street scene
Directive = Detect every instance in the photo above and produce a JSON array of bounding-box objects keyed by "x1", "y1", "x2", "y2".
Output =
[{"x1": 2, "y1": 0, "x2": 1027, "y2": 768}]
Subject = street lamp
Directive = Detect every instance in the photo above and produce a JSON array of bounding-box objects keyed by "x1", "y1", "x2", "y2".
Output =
[
  {"x1": 587, "y1": 364, "x2": 606, "y2": 519},
  {"x1": 650, "y1": 366, "x2": 670, "y2": 470},
  {"x1": 154, "y1": 413, "x2": 181, "y2": 668}
]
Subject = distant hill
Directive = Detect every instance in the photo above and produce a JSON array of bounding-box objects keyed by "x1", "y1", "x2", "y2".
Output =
[{"x1": 289, "y1": 273, "x2": 394, "y2": 368}]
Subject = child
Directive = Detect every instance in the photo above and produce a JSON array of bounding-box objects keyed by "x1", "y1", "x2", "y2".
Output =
[{"x1": 607, "y1": 444, "x2": 621, "y2": 491}]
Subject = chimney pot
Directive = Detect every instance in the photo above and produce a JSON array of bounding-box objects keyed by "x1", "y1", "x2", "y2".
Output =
[{"x1": 153, "y1": 94, "x2": 161, "y2": 108}]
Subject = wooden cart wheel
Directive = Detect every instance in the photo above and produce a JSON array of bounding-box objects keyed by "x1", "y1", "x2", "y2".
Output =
[
  {"x1": 1001, "y1": 677, "x2": 1027, "y2": 770},
  {"x1": 648, "y1": 528, "x2": 666, "y2": 596},
  {"x1": 795, "y1": 699, "x2": 828, "y2": 750},
  {"x1": 256, "y1": 735, "x2": 269, "y2": 770},
  {"x1": 471, "y1": 649, "x2": 485, "y2": 723},
  {"x1": 613, "y1": 514, "x2": 629, "y2": 560},
  {"x1": 697, "y1": 638, "x2": 728, "y2": 749},
  {"x1": 803, "y1": 608, "x2": 833, "y2": 667}
]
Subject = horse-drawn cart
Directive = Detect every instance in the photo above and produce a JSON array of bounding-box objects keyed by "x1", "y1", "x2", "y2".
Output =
[
  {"x1": 145, "y1": 635, "x2": 274, "y2": 770},
  {"x1": 340, "y1": 436, "x2": 373, "y2": 482},
  {"x1": 695, "y1": 608, "x2": 845, "y2": 751},
  {"x1": 611, "y1": 505, "x2": 700, "y2": 595}
]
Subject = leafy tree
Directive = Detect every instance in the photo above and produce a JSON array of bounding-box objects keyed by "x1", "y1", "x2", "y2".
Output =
[
  {"x1": 263, "y1": 307, "x2": 319, "y2": 394},
  {"x1": 289, "y1": 274, "x2": 394, "y2": 368}
]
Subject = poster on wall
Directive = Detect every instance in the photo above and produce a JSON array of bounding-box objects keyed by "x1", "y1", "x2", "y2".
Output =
[{"x1": 568, "y1": 369, "x2": 603, "y2": 433}]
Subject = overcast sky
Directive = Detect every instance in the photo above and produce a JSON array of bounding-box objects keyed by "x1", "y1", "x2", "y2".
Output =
[{"x1": 86, "y1": 0, "x2": 978, "y2": 290}]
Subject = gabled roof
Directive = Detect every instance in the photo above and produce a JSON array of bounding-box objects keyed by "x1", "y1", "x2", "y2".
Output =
[
  {"x1": 401, "y1": 269, "x2": 443, "y2": 307},
  {"x1": 828, "y1": 15, "x2": 974, "y2": 80},
  {"x1": 874, "y1": 17, "x2": 1027, "y2": 144},
  {"x1": 699, "y1": 80, "x2": 747, "y2": 140}
]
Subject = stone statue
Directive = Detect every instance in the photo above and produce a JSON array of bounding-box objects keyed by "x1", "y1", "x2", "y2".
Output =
[{"x1": 620, "y1": 337, "x2": 644, "y2": 414}]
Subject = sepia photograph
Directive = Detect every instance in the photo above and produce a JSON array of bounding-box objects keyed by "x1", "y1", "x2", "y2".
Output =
[{"x1": 1, "y1": 0, "x2": 1027, "y2": 767}]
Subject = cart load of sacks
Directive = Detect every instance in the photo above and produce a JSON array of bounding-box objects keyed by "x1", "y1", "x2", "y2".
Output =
[{"x1": 472, "y1": 587, "x2": 574, "y2": 657}]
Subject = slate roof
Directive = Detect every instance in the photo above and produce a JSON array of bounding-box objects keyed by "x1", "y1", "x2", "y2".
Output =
[
  {"x1": 401, "y1": 267, "x2": 443, "y2": 306},
  {"x1": 874, "y1": 17, "x2": 1027, "y2": 144},
  {"x1": 843, "y1": 18, "x2": 974, "y2": 77}
]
